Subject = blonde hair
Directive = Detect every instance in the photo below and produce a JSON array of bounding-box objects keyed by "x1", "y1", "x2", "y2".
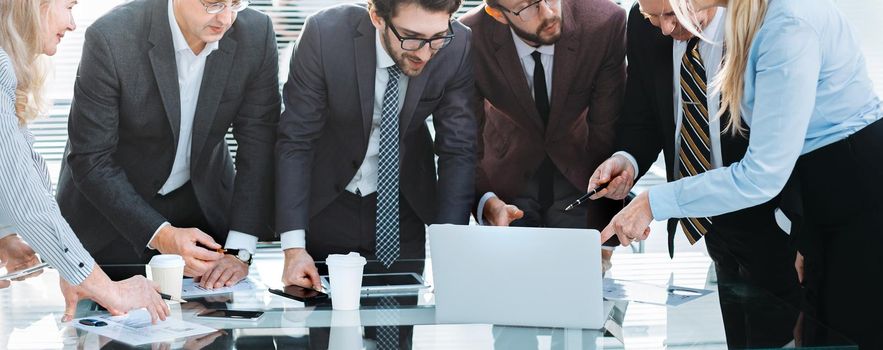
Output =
[
  {"x1": 0, "y1": 0, "x2": 54, "y2": 125},
  {"x1": 670, "y1": 0, "x2": 768, "y2": 135}
]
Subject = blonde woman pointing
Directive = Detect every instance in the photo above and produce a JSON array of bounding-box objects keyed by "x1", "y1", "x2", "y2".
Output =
[
  {"x1": 0, "y1": 0, "x2": 169, "y2": 322},
  {"x1": 593, "y1": 0, "x2": 882, "y2": 347}
]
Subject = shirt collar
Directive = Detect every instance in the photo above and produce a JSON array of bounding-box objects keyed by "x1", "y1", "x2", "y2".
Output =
[
  {"x1": 168, "y1": 0, "x2": 219, "y2": 55},
  {"x1": 510, "y1": 27, "x2": 555, "y2": 60},
  {"x1": 704, "y1": 8, "x2": 725, "y2": 43},
  {"x1": 375, "y1": 30, "x2": 397, "y2": 69},
  {"x1": 681, "y1": 8, "x2": 725, "y2": 45}
]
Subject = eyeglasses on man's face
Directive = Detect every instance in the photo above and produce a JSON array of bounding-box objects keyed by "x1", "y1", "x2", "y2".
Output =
[
  {"x1": 498, "y1": 0, "x2": 559, "y2": 22},
  {"x1": 387, "y1": 21, "x2": 455, "y2": 52},
  {"x1": 198, "y1": 0, "x2": 250, "y2": 15}
]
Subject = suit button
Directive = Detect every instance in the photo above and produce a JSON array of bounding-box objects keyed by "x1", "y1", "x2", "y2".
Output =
[{"x1": 351, "y1": 160, "x2": 360, "y2": 169}]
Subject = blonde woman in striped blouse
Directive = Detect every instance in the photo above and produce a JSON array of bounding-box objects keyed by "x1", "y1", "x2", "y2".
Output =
[{"x1": 0, "y1": 0, "x2": 169, "y2": 322}]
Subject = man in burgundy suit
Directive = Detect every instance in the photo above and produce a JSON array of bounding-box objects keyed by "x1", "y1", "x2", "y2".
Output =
[{"x1": 460, "y1": 0, "x2": 625, "y2": 257}]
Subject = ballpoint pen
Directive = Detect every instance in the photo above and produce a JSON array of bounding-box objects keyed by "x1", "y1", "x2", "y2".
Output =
[
  {"x1": 564, "y1": 182, "x2": 610, "y2": 212},
  {"x1": 159, "y1": 292, "x2": 187, "y2": 303}
]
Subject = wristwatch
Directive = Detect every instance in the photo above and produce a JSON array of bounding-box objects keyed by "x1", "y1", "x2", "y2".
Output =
[{"x1": 224, "y1": 248, "x2": 253, "y2": 266}]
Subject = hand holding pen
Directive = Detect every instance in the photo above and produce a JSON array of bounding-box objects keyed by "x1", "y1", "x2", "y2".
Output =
[{"x1": 586, "y1": 155, "x2": 637, "y2": 201}]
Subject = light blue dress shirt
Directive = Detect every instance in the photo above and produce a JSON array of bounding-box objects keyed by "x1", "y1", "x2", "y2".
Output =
[{"x1": 649, "y1": 0, "x2": 883, "y2": 221}]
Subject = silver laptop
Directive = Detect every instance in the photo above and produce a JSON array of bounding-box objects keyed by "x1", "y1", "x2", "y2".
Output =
[{"x1": 429, "y1": 224, "x2": 604, "y2": 329}]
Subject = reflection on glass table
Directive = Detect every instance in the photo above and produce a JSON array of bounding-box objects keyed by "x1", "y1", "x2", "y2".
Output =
[{"x1": 0, "y1": 251, "x2": 857, "y2": 349}]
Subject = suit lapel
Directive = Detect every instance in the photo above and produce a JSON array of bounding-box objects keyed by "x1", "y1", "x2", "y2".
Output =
[
  {"x1": 492, "y1": 21, "x2": 543, "y2": 130},
  {"x1": 354, "y1": 17, "x2": 377, "y2": 142},
  {"x1": 546, "y1": 9, "x2": 579, "y2": 137},
  {"x1": 398, "y1": 65, "x2": 429, "y2": 141},
  {"x1": 147, "y1": 0, "x2": 181, "y2": 148},
  {"x1": 191, "y1": 31, "x2": 237, "y2": 163}
]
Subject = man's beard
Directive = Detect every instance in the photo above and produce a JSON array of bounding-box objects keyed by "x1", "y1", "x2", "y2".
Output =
[
  {"x1": 510, "y1": 15, "x2": 561, "y2": 46},
  {"x1": 381, "y1": 27, "x2": 433, "y2": 77}
]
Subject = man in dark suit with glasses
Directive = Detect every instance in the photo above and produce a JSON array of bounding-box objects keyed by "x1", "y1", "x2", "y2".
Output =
[{"x1": 276, "y1": 0, "x2": 476, "y2": 291}]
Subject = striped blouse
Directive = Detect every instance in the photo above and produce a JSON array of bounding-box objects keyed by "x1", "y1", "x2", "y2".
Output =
[{"x1": 0, "y1": 48, "x2": 94, "y2": 285}]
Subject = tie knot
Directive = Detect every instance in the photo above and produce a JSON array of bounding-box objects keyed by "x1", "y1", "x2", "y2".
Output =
[
  {"x1": 387, "y1": 65, "x2": 402, "y2": 80},
  {"x1": 687, "y1": 37, "x2": 702, "y2": 53},
  {"x1": 530, "y1": 50, "x2": 542, "y2": 63}
]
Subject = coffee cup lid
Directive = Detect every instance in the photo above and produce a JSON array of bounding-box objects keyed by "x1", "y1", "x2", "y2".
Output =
[
  {"x1": 325, "y1": 252, "x2": 367, "y2": 267},
  {"x1": 148, "y1": 254, "x2": 185, "y2": 268}
]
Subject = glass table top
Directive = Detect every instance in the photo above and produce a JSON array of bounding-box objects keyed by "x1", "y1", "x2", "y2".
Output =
[{"x1": 0, "y1": 250, "x2": 856, "y2": 349}]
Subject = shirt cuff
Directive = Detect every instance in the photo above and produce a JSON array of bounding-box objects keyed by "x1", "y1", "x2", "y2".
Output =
[
  {"x1": 225, "y1": 231, "x2": 258, "y2": 254},
  {"x1": 613, "y1": 151, "x2": 640, "y2": 180},
  {"x1": 648, "y1": 183, "x2": 684, "y2": 221},
  {"x1": 146, "y1": 222, "x2": 171, "y2": 250},
  {"x1": 476, "y1": 192, "x2": 497, "y2": 226},
  {"x1": 280, "y1": 230, "x2": 306, "y2": 250}
]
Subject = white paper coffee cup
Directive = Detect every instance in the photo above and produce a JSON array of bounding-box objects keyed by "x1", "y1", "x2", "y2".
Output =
[
  {"x1": 148, "y1": 254, "x2": 185, "y2": 300},
  {"x1": 326, "y1": 252, "x2": 367, "y2": 310}
]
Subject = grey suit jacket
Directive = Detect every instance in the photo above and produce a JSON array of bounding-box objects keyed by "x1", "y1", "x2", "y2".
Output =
[
  {"x1": 276, "y1": 4, "x2": 477, "y2": 233},
  {"x1": 57, "y1": 0, "x2": 279, "y2": 258}
]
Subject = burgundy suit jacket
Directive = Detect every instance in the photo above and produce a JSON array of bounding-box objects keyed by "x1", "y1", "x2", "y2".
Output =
[{"x1": 460, "y1": 0, "x2": 626, "y2": 229}]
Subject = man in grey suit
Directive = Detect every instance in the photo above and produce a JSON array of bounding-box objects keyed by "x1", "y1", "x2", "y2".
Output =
[
  {"x1": 57, "y1": 0, "x2": 279, "y2": 289},
  {"x1": 277, "y1": 0, "x2": 476, "y2": 289}
]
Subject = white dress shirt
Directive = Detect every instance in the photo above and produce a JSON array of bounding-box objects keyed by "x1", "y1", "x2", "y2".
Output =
[
  {"x1": 150, "y1": 0, "x2": 256, "y2": 253},
  {"x1": 278, "y1": 30, "x2": 409, "y2": 250},
  {"x1": 476, "y1": 29, "x2": 555, "y2": 225},
  {"x1": 616, "y1": 9, "x2": 725, "y2": 177}
]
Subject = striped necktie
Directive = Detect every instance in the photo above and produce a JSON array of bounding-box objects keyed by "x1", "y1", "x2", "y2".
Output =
[
  {"x1": 677, "y1": 37, "x2": 713, "y2": 245},
  {"x1": 376, "y1": 65, "x2": 403, "y2": 268}
]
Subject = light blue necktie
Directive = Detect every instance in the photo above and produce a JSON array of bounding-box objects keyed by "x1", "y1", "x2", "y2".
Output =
[{"x1": 376, "y1": 65, "x2": 402, "y2": 268}]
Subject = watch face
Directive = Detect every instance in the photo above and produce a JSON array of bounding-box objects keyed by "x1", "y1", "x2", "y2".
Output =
[{"x1": 237, "y1": 250, "x2": 251, "y2": 261}]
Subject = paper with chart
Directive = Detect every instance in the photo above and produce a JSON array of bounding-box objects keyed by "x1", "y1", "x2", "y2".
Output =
[
  {"x1": 71, "y1": 309, "x2": 216, "y2": 346},
  {"x1": 181, "y1": 277, "x2": 260, "y2": 298},
  {"x1": 603, "y1": 278, "x2": 712, "y2": 306}
]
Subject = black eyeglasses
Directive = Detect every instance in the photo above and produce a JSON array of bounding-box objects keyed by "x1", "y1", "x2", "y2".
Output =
[
  {"x1": 386, "y1": 21, "x2": 455, "y2": 51},
  {"x1": 498, "y1": 0, "x2": 559, "y2": 22}
]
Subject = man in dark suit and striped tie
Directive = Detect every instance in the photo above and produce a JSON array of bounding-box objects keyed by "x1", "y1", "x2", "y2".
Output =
[{"x1": 586, "y1": 0, "x2": 802, "y2": 348}]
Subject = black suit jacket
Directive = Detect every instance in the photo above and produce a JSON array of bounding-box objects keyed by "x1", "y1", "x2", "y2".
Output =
[
  {"x1": 275, "y1": 4, "x2": 477, "y2": 233},
  {"x1": 57, "y1": 0, "x2": 279, "y2": 258},
  {"x1": 617, "y1": 4, "x2": 782, "y2": 238}
]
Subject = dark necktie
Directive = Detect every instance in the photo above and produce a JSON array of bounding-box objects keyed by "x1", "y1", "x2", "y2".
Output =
[
  {"x1": 669, "y1": 37, "x2": 713, "y2": 257},
  {"x1": 531, "y1": 51, "x2": 550, "y2": 123},
  {"x1": 531, "y1": 51, "x2": 554, "y2": 210},
  {"x1": 375, "y1": 296, "x2": 400, "y2": 350},
  {"x1": 376, "y1": 65, "x2": 402, "y2": 268}
]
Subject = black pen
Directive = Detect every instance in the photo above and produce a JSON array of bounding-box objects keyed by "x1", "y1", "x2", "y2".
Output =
[
  {"x1": 564, "y1": 183, "x2": 610, "y2": 212},
  {"x1": 159, "y1": 292, "x2": 187, "y2": 303}
]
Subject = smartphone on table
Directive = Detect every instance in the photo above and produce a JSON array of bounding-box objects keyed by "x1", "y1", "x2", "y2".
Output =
[
  {"x1": 269, "y1": 285, "x2": 329, "y2": 302},
  {"x1": 196, "y1": 309, "x2": 264, "y2": 321}
]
